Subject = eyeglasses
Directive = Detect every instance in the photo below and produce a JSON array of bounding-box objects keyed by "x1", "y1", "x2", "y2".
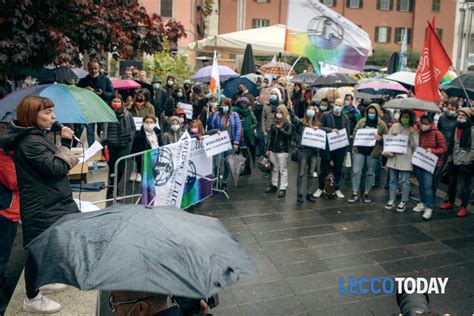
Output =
[{"x1": 108, "y1": 293, "x2": 152, "y2": 312}]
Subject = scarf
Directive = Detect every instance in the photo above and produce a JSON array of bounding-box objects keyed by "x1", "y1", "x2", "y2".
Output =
[
  {"x1": 233, "y1": 107, "x2": 254, "y2": 142},
  {"x1": 458, "y1": 120, "x2": 472, "y2": 148}
]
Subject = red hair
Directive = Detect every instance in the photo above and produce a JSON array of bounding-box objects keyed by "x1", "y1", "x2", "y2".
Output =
[{"x1": 16, "y1": 95, "x2": 54, "y2": 127}]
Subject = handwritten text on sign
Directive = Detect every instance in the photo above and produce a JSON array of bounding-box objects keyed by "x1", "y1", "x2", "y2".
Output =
[
  {"x1": 202, "y1": 131, "x2": 232, "y2": 157},
  {"x1": 383, "y1": 135, "x2": 408, "y2": 154},
  {"x1": 354, "y1": 128, "x2": 377, "y2": 147},
  {"x1": 177, "y1": 102, "x2": 193, "y2": 120},
  {"x1": 412, "y1": 147, "x2": 438, "y2": 174},
  {"x1": 301, "y1": 128, "x2": 326, "y2": 149},
  {"x1": 133, "y1": 117, "x2": 143, "y2": 131},
  {"x1": 328, "y1": 129, "x2": 349, "y2": 151}
]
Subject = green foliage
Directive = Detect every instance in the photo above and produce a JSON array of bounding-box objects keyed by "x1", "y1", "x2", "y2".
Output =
[{"x1": 366, "y1": 49, "x2": 420, "y2": 69}]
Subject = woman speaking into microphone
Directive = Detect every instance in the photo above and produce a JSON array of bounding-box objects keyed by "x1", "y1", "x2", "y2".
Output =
[{"x1": 0, "y1": 95, "x2": 79, "y2": 313}]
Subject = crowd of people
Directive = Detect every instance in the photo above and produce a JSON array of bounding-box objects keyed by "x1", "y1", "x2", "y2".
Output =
[{"x1": 0, "y1": 60, "x2": 473, "y2": 314}]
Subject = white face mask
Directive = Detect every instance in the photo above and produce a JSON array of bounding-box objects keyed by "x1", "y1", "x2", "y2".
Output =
[
  {"x1": 167, "y1": 80, "x2": 174, "y2": 86},
  {"x1": 178, "y1": 117, "x2": 184, "y2": 124},
  {"x1": 394, "y1": 112, "x2": 400, "y2": 120},
  {"x1": 177, "y1": 92, "x2": 183, "y2": 98},
  {"x1": 275, "y1": 113, "x2": 283, "y2": 119},
  {"x1": 152, "y1": 83, "x2": 160, "y2": 89},
  {"x1": 144, "y1": 123, "x2": 156, "y2": 132},
  {"x1": 171, "y1": 124, "x2": 180, "y2": 132},
  {"x1": 421, "y1": 124, "x2": 430, "y2": 132}
]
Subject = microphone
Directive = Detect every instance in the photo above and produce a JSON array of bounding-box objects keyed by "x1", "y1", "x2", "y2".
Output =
[{"x1": 52, "y1": 121, "x2": 82, "y2": 144}]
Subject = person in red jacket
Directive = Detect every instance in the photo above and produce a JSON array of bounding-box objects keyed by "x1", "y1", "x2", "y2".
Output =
[
  {"x1": 412, "y1": 115, "x2": 447, "y2": 220},
  {"x1": 0, "y1": 148, "x2": 20, "y2": 292}
]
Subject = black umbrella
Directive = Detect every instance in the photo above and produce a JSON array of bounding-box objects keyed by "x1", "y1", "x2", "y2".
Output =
[
  {"x1": 28, "y1": 204, "x2": 256, "y2": 299},
  {"x1": 240, "y1": 44, "x2": 256, "y2": 75},
  {"x1": 38, "y1": 66, "x2": 78, "y2": 83},
  {"x1": 223, "y1": 77, "x2": 258, "y2": 98},
  {"x1": 133, "y1": 79, "x2": 154, "y2": 98},
  {"x1": 387, "y1": 52, "x2": 400, "y2": 75},
  {"x1": 441, "y1": 73, "x2": 474, "y2": 99},
  {"x1": 291, "y1": 72, "x2": 319, "y2": 84},
  {"x1": 363, "y1": 65, "x2": 380, "y2": 73},
  {"x1": 311, "y1": 73, "x2": 357, "y2": 87}
]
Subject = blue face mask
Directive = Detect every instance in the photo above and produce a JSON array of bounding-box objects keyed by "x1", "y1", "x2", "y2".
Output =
[
  {"x1": 306, "y1": 109, "x2": 316, "y2": 118},
  {"x1": 368, "y1": 113, "x2": 376, "y2": 120},
  {"x1": 320, "y1": 105, "x2": 328, "y2": 111},
  {"x1": 333, "y1": 105, "x2": 342, "y2": 114},
  {"x1": 222, "y1": 106, "x2": 229, "y2": 113}
]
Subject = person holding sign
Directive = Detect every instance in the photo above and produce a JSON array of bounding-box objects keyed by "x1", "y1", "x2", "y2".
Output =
[
  {"x1": 412, "y1": 115, "x2": 447, "y2": 220},
  {"x1": 314, "y1": 98, "x2": 350, "y2": 199},
  {"x1": 265, "y1": 105, "x2": 293, "y2": 198},
  {"x1": 291, "y1": 105, "x2": 320, "y2": 203},
  {"x1": 385, "y1": 109, "x2": 419, "y2": 212},
  {"x1": 348, "y1": 104, "x2": 387, "y2": 204},
  {"x1": 440, "y1": 108, "x2": 474, "y2": 218}
]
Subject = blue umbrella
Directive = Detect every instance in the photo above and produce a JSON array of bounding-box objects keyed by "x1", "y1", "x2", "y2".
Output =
[
  {"x1": 222, "y1": 77, "x2": 258, "y2": 98},
  {"x1": 0, "y1": 84, "x2": 117, "y2": 123},
  {"x1": 192, "y1": 65, "x2": 238, "y2": 83}
]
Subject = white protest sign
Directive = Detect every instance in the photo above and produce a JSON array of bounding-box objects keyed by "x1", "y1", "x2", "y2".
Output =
[
  {"x1": 327, "y1": 128, "x2": 349, "y2": 151},
  {"x1": 412, "y1": 147, "x2": 438, "y2": 174},
  {"x1": 383, "y1": 135, "x2": 409, "y2": 154},
  {"x1": 177, "y1": 102, "x2": 193, "y2": 120},
  {"x1": 202, "y1": 131, "x2": 232, "y2": 157},
  {"x1": 133, "y1": 117, "x2": 143, "y2": 131},
  {"x1": 301, "y1": 127, "x2": 326, "y2": 149},
  {"x1": 354, "y1": 128, "x2": 377, "y2": 147}
]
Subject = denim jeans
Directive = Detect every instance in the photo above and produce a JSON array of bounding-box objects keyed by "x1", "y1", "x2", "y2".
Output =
[
  {"x1": 296, "y1": 148, "x2": 317, "y2": 195},
  {"x1": 319, "y1": 148, "x2": 346, "y2": 190},
  {"x1": 389, "y1": 168, "x2": 411, "y2": 202},
  {"x1": 269, "y1": 152, "x2": 289, "y2": 190},
  {"x1": 352, "y1": 153, "x2": 377, "y2": 194},
  {"x1": 414, "y1": 166, "x2": 434, "y2": 209},
  {"x1": 374, "y1": 157, "x2": 382, "y2": 183},
  {"x1": 75, "y1": 123, "x2": 96, "y2": 146}
]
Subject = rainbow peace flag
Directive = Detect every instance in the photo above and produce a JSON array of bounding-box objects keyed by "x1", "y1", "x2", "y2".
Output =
[{"x1": 210, "y1": 50, "x2": 221, "y2": 101}]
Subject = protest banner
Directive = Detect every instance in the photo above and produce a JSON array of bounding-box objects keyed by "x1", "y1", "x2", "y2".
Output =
[
  {"x1": 383, "y1": 135, "x2": 409, "y2": 154},
  {"x1": 412, "y1": 147, "x2": 438, "y2": 174},
  {"x1": 327, "y1": 128, "x2": 349, "y2": 151},
  {"x1": 353, "y1": 128, "x2": 377, "y2": 147},
  {"x1": 177, "y1": 102, "x2": 193, "y2": 119},
  {"x1": 133, "y1": 117, "x2": 143, "y2": 131},
  {"x1": 301, "y1": 128, "x2": 326, "y2": 149},
  {"x1": 202, "y1": 131, "x2": 232, "y2": 157}
]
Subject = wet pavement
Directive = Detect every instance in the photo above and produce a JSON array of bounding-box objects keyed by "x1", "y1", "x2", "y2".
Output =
[{"x1": 2, "y1": 162, "x2": 474, "y2": 315}]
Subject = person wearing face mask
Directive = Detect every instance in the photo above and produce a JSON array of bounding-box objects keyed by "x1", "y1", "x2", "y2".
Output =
[
  {"x1": 317, "y1": 98, "x2": 330, "y2": 121},
  {"x1": 343, "y1": 94, "x2": 361, "y2": 135},
  {"x1": 206, "y1": 96, "x2": 220, "y2": 129},
  {"x1": 209, "y1": 98, "x2": 242, "y2": 190},
  {"x1": 384, "y1": 109, "x2": 419, "y2": 212},
  {"x1": 437, "y1": 101, "x2": 459, "y2": 155},
  {"x1": 151, "y1": 77, "x2": 169, "y2": 117},
  {"x1": 102, "y1": 96, "x2": 136, "y2": 200},
  {"x1": 233, "y1": 97, "x2": 257, "y2": 175},
  {"x1": 77, "y1": 60, "x2": 115, "y2": 147},
  {"x1": 291, "y1": 105, "x2": 319, "y2": 203},
  {"x1": 314, "y1": 98, "x2": 350, "y2": 199},
  {"x1": 262, "y1": 88, "x2": 282, "y2": 141},
  {"x1": 290, "y1": 83, "x2": 304, "y2": 119},
  {"x1": 265, "y1": 105, "x2": 293, "y2": 198},
  {"x1": 165, "y1": 75, "x2": 175, "y2": 95},
  {"x1": 131, "y1": 115, "x2": 164, "y2": 182},
  {"x1": 165, "y1": 86, "x2": 187, "y2": 117},
  {"x1": 412, "y1": 115, "x2": 447, "y2": 220},
  {"x1": 162, "y1": 116, "x2": 184, "y2": 145},
  {"x1": 440, "y1": 108, "x2": 474, "y2": 217},
  {"x1": 347, "y1": 104, "x2": 388, "y2": 204},
  {"x1": 0, "y1": 96, "x2": 79, "y2": 313},
  {"x1": 131, "y1": 91, "x2": 155, "y2": 118},
  {"x1": 183, "y1": 79, "x2": 193, "y2": 102}
]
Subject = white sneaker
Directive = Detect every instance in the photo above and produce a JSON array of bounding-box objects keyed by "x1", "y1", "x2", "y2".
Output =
[
  {"x1": 422, "y1": 208, "x2": 433, "y2": 220},
  {"x1": 40, "y1": 283, "x2": 67, "y2": 294},
  {"x1": 23, "y1": 292, "x2": 62, "y2": 314},
  {"x1": 135, "y1": 173, "x2": 142, "y2": 183},
  {"x1": 313, "y1": 189, "x2": 323, "y2": 198},
  {"x1": 335, "y1": 190, "x2": 345, "y2": 199},
  {"x1": 413, "y1": 203, "x2": 426, "y2": 213}
]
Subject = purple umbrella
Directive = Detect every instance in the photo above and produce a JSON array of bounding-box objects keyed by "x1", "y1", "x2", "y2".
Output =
[
  {"x1": 192, "y1": 65, "x2": 238, "y2": 83},
  {"x1": 356, "y1": 79, "x2": 407, "y2": 95}
]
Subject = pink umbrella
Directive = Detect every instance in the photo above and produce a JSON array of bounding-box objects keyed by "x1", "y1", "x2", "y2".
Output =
[
  {"x1": 111, "y1": 79, "x2": 141, "y2": 90},
  {"x1": 355, "y1": 79, "x2": 407, "y2": 95}
]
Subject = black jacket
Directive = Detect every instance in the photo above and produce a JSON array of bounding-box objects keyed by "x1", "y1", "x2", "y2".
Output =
[
  {"x1": 131, "y1": 126, "x2": 164, "y2": 154},
  {"x1": 266, "y1": 122, "x2": 293, "y2": 153},
  {"x1": 104, "y1": 109, "x2": 136, "y2": 149},
  {"x1": 0, "y1": 124, "x2": 79, "y2": 246},
  {"x1": 152, "y1": 88, "x2": 169, "y2": 116},
  {"x1": 319, "y1": 111, "x2": 350, "y2": 159},
  {"x1": 77, "y1": 74, "x2": 114, "y2": 103},
  {"x1": 437, "y1": 113, "x2": 458, "y2": 150}
]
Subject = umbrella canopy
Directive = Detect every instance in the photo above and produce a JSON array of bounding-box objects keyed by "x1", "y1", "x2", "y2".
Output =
[
  {"x1": 355, "y1": 79, "x2": 408, "y2": 95},
  {"x1": 311, "y1": 73, "x2": 357, "y2": 87},
  {"x1": 258, "y1": 61, "x2": 295, "y2": 77},
  {"x1": 0, "y1": 84, "x2": 118, "y2": 124},
  {"x1": 383, "y1": 97, "x2": 441, "y2": 113},
  {"x1": 111, "y1": 79, "x2": 141, "y2": 90},
  {"x1": 192, "y1": 65, "x2": 238, "y2": 83},
  {"x1": 385, "y1": 71, "x2": 416, "y2": 87},
  {"x1": 222, "y1": 77, "x2": 258, "y2": 98},
  {"x1": 71, "y1": 67, "x2": 89, "y2": 79},
  {"x1": 225, "y1": 154, "x2": 246, "y2": 187},
  {"x1": 38, "y1": 66, "x2": 78, "y2": 83},
  {"x1": 354, "y1": 91, "x2": 383, "y2": 101},
  {"x1": 240, "y1": 73, "x2": 263, "y2": 84},
  {"x1": 28, "y1": 204, "x2": 256, "y2": 298},
  {"x1": 441, "y1": 73, "x2": 474, "y2": 98},
  {"x1": 241, "y1": 44, "x2": 256, "y2": 75},
  {"x1": 363, "y1": 65, "x2": 380, "y2": 73},
  {"x1": 291, "y1": 72, "x2": 319, "y2": 84}
]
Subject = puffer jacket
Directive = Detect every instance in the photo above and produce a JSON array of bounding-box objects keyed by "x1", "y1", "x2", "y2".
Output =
[
  {"x1": 103, "y1": 109, "x2": 136, "y2": 149},
  {"x1": 386, "y1": 123, "x2": 419, "y2": 171},
  {"x1": 0, "y1": 149, "x2": 20, "y2": 222},
  {"x1": 418, "y1": 124, "x2": 447, "y2": 167},
  {"x1": 0, "y1": 122, "x2": 79, "y2": 246}
]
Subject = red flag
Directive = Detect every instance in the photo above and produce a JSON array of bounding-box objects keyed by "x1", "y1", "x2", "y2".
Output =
[{"x1": 414, "y1": 20, "x2": 452, "y2": 102}]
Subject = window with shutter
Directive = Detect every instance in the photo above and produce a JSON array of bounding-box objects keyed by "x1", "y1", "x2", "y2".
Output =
[
  {"x1": 375, "y1": 26, "x2": 391, "y2": 43},
  {"x1": 378, "y1": 0, "x2": 391, "y2": 10},
  {"x1": 432, "y1": 0, "x2": 440, "y2": 11},
  {"x1": 252, "y1": 19, "x2": 270, "y2": 28},
  {"x1": 347, "y1": 0, "x2": 362, "y2": 8},
  {"x1": 160, "y1": 0, "x2": 172, "y2": 17},
  {"x1": 321, "y1": 0, "x2": 336, "y2": 6}
]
